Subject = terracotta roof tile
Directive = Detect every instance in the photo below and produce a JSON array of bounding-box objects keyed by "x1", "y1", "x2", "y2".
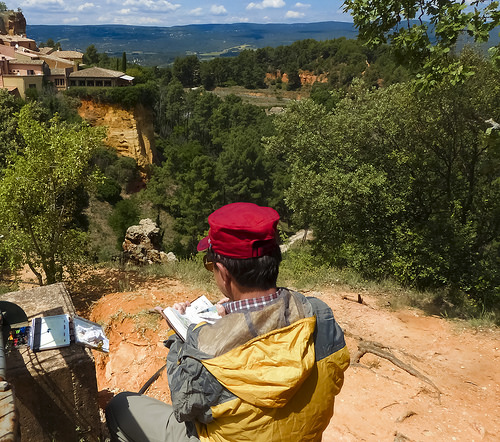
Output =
[{"x1": 69, "y1": 67, "x2": 126, "y2": 79}]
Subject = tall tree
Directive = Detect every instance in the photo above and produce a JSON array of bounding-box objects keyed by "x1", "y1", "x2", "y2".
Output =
[
  {"x1": 0, "y1": 104, "x2": 105, "y2": 285},
  {"x1": 83, "y1": 44, "x2": 99, "y2": 65},
  {"x1": 0, "y1": 89, "x2": 23, "y2": 167},
  {"x1": 172, "y1": 55, "x2": 200, "y2": 88},
  {"x1": 122, "y1": 52, "x2": 127, "y2": 72}
]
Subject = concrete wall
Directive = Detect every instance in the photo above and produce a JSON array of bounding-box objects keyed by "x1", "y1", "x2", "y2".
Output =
[{"x1": 2, "y1": 284, "x2": 103, "y2": 441}]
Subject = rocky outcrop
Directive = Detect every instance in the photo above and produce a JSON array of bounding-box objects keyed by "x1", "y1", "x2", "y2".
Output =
[
  {"x1": 280, "y1": 229, "x2": 314, "y2": 253},
  {"x1": 78, "y1": 100, "x2": 158, "y2": 171},
  {"x1": 122, "y1": 218, "x2": 176, "y2": 264},
  {"x1": 0, "y1": 11, "x2": 26, "y2": 36},
  {"x1": 266, "y1": 70, "x2": 328, "y2": 86}
]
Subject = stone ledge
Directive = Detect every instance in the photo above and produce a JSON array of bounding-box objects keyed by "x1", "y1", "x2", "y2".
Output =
[{"x1": 2, "y1": 283, "x2": 102, "y2": 441}]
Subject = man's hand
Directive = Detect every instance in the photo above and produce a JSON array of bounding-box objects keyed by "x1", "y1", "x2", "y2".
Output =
[
  {"x1": 216, "y1": 297, "x2": 230, "y2": 316},
  {"x1": 172, "y1": 301, "x2": 191, "y2": 314}
]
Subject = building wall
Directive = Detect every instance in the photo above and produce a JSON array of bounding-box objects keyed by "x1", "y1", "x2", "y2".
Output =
[
  {"x1": 5, "y1": 61, "x2": 44, "y2": 76},
  {"x1": 2, "y1": 75, "x2": 43, "y2": 98},
  {"x1": 69, "y1": 77, "x2": 116, "y2": 87},
  {"x1": 47, "y1": 75, "x2": 68, "y2": 91}
]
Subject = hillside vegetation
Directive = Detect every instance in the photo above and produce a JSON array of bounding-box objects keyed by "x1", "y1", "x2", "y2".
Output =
[{"x1": 0, "y1": 25, "x2": 499, "y2": 323}]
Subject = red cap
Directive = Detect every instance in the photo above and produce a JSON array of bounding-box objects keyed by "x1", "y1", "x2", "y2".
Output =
[{"x1": 197, "y1": 202, "x2": 280, "y2": 258}]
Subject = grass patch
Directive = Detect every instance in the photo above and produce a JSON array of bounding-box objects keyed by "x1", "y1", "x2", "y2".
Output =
[
  {"x1": 124, "y1": 255, "x2": 220, "y2": 296},
  {"x1": 118, "y1": 244, "x2": 499, "y2": 328},
  {"x1": 106, "y1": 308, "x2": 162, "y2": 337},
  {"x1": 0, "y1": 282, "x2": 18, "y2": 295}
]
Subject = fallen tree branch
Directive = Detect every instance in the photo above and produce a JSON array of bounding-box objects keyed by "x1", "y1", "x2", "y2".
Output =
[
  {"x1": 396, "y1": 410, "x2": 416, "y2": 423},
  {"x1": 342, "y1": 293, "x2": 372, "y2": 307},
  {"x1": 352, "y1": 340, "x2": 442, "y2": 403}
]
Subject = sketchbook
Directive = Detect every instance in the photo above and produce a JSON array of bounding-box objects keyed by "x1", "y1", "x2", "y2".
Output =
[
  {"x1": 29, "y1": 314, "x2": 109, "y2": 352},
  {"x1": 29, "y1": 315, "x2": 71, "y2": 351},
  {"x1": 163, "y1": 295, "x2": 221, "y2": 341}
]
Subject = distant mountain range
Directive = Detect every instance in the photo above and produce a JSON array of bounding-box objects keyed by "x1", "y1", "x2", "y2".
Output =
[
  {"x1": 26, "y1": 21, "x2": 499, "y2": 68},
  {"x1": 27, "y1": 21, "x2": 358, "y2": 67}
]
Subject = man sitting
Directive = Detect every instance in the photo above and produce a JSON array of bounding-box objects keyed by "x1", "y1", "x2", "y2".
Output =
[{"x1": 106, "y1": 202, "x2": 350, "y2": 441}]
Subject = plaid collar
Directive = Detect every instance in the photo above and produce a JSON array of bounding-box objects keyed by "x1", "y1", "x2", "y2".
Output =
[{"x1": 224, "y1": 288, "x2": 284, "y2": 314}]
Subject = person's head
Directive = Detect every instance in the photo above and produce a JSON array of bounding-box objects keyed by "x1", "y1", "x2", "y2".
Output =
[{"x1": 198, "y1": 202, "x2": 282, "y2": 291}]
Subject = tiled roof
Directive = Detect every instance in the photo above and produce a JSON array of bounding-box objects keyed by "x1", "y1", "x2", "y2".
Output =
[
  {"x1": 39, "y1": 47, "x2": 54, "y2": 54},
  {"x1": 0, "y1": 35, "x2": 36, "y2": 43},
  {"x1": 69, "y1": 67, "x2": 127, "y2": 79},
  {"x1": 40, "y1": 53, "x2": 74, "y2": 65},
  {"x1": 12, "y1": 59, "x2": 45, "y2": 65},
  {"x1": 54, "y1": 50, "x2": 83, "y2": 59}
]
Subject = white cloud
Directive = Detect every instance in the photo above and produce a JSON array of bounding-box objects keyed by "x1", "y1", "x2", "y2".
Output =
[
  {"x1": 235, "y1": 17, "x2": 249, "y2": 22},
  {"x1": 63, "y1": 16, "x2": 79, "y2": 23},
  {"x1": 247, "y1": 0, "x2": 285, "y2": 10},
  {"x1": 285, "y1": 10, "x2": 304, "y2": 18},
  {"x1": 122, "y1": 0, "x2": 181, "y2": 12},
  {"x1": 135, "y1": 16, "x2": 161, "y2": 24},
  {"x1": 210, "y1": 5, "x2": 227, "y2": 15},
  {"x1": 118, "y1": 8, "x2": 131, "y2": 14},
  {"x1": 20, "y1": 0, "x2": 65, "y2": 6},
  {"x1": 294, "y1": 2, "x2": 310, "y2": 8},
  {"x1": 189, "y1": 7, "x2": 203, "y2": 16},
  {"x1": 77, "y1": 3, "x2": 95, "y2": 12}
]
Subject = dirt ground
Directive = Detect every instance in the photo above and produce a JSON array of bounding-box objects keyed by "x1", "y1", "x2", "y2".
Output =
[{"x1": 63, "y1": 268, "x2": 499, "y2": 442}]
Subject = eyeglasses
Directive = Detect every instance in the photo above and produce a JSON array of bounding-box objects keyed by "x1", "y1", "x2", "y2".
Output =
[{"x1": 203, "y1": 254, "x2": 214, "y2": 272}]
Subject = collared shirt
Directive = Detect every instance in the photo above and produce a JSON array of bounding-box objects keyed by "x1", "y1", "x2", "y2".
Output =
[{"x1": 223, "y1": 288, "x2": 284, "y2": 314}]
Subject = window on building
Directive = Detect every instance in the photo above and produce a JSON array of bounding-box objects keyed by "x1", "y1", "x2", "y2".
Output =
[
  {"x1": 104, "y1": 80, "x2": 112, "y2": 87},
  {"x1": 70, "y1": 80, "x2": 76, "y2": 86},
  {"x1": 96, "y1": 80, "x2": 103, "y2": 87},
  {"x1": 87, "y1": 80, "x2": 95, "y2": 87},
  {"x1": 78, "y1": 80, "x2": 85, "y2": 86},
  {"x1": 28, "y1": 84, "x2": 36, "y2": 89},
  {"x1": 27, "y1": 70, "x2": 34, "y2": 75},
  {"x1": 55, "y1": 78, "x2": 65, "y2": 86}
]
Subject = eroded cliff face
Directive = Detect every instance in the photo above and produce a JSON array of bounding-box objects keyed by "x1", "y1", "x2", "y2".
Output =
[
  {"x1": 266, "y1": 70, "x2": 328, "y2": 86},
  {"x1": 0, "y1": 11, "x2": 26, "y2": 35},
  {"x1": 78, "y1": 100, "x2": 158, "y2": 171}
]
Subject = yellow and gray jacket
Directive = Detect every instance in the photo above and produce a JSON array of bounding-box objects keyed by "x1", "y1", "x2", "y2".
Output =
[{"x1": 166, "y1": 288, "x2": 350, "y2": 442}]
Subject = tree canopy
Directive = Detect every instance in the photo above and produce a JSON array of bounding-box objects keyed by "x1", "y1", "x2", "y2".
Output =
[
  {"x1": 343, "y1": 0, "x2": 500, "y2": 85},
  {"x1": 265, "y1": 51, "x2": 500, "y2": 309},
  {"x1": 0, "y1": 105, "x2": 105, "y2": 284}
]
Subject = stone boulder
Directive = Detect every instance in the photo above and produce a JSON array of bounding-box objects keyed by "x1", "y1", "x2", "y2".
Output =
[
  {"x1": 279, "y1": 229, "x2": 314, "y2": 253},
  {"x1": 122, "y1": 218, "x2": 176, "y2": 264}
]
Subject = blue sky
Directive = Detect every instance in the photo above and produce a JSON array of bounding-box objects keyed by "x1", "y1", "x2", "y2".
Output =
[{"x1": 10, "y1": 0, "x2": 352, "y2": 26}]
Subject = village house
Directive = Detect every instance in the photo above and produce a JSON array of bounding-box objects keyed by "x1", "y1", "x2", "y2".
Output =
[
  {"x1": 0, "y1": 10, "x2": 133, "y2": 98},
  {"x1": 69, "y1": 66, "x2": 134, "y2": 88}
]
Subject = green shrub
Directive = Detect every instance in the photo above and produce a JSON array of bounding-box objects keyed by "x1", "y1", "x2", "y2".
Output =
[
  {"x1": 96, "y1": 177, "x2": 122, "y2": 205},
  {"x1": 65, "y1": 84, "x2": 155, "y2": 108},
  {"x1": 108, "y1": 199, "x2": 140, "y2": 248}
]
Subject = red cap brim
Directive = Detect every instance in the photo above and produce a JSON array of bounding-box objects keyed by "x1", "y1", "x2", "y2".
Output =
[{"x1": 197, "y1": 236, "x2": 210, "y2": 252}]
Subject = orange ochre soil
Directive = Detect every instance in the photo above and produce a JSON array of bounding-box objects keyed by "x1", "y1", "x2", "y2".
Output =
[{"x1": 84, "y1": 275, "x2": 499, "y2": 442}]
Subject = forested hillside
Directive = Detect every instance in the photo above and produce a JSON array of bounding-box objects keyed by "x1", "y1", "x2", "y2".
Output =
[{"x1": 1, "y1": 8, "x2": 499, "y2": 322}]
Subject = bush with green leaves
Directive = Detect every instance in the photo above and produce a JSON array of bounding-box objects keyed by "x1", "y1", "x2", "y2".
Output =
[
  {"x1": 0, "y1": 104, "x2": 105, "y2": 285},
  {"x1": 96, "y1": 177, "x2": 122, "y2": 205},
  {"x1": 65, "y1": 84, "x2": 155, "y2": 109},
  {"x1": 108, "y1": 199, "x2": 140, "y2": 249},
  {"x1": 265, "y1": 50, "x2": 500, "y2": 310}
]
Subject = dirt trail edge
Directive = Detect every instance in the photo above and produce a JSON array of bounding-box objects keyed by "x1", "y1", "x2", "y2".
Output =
[{"x1": 87, "y1": 280, "x2": 500, "y2": 442}]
